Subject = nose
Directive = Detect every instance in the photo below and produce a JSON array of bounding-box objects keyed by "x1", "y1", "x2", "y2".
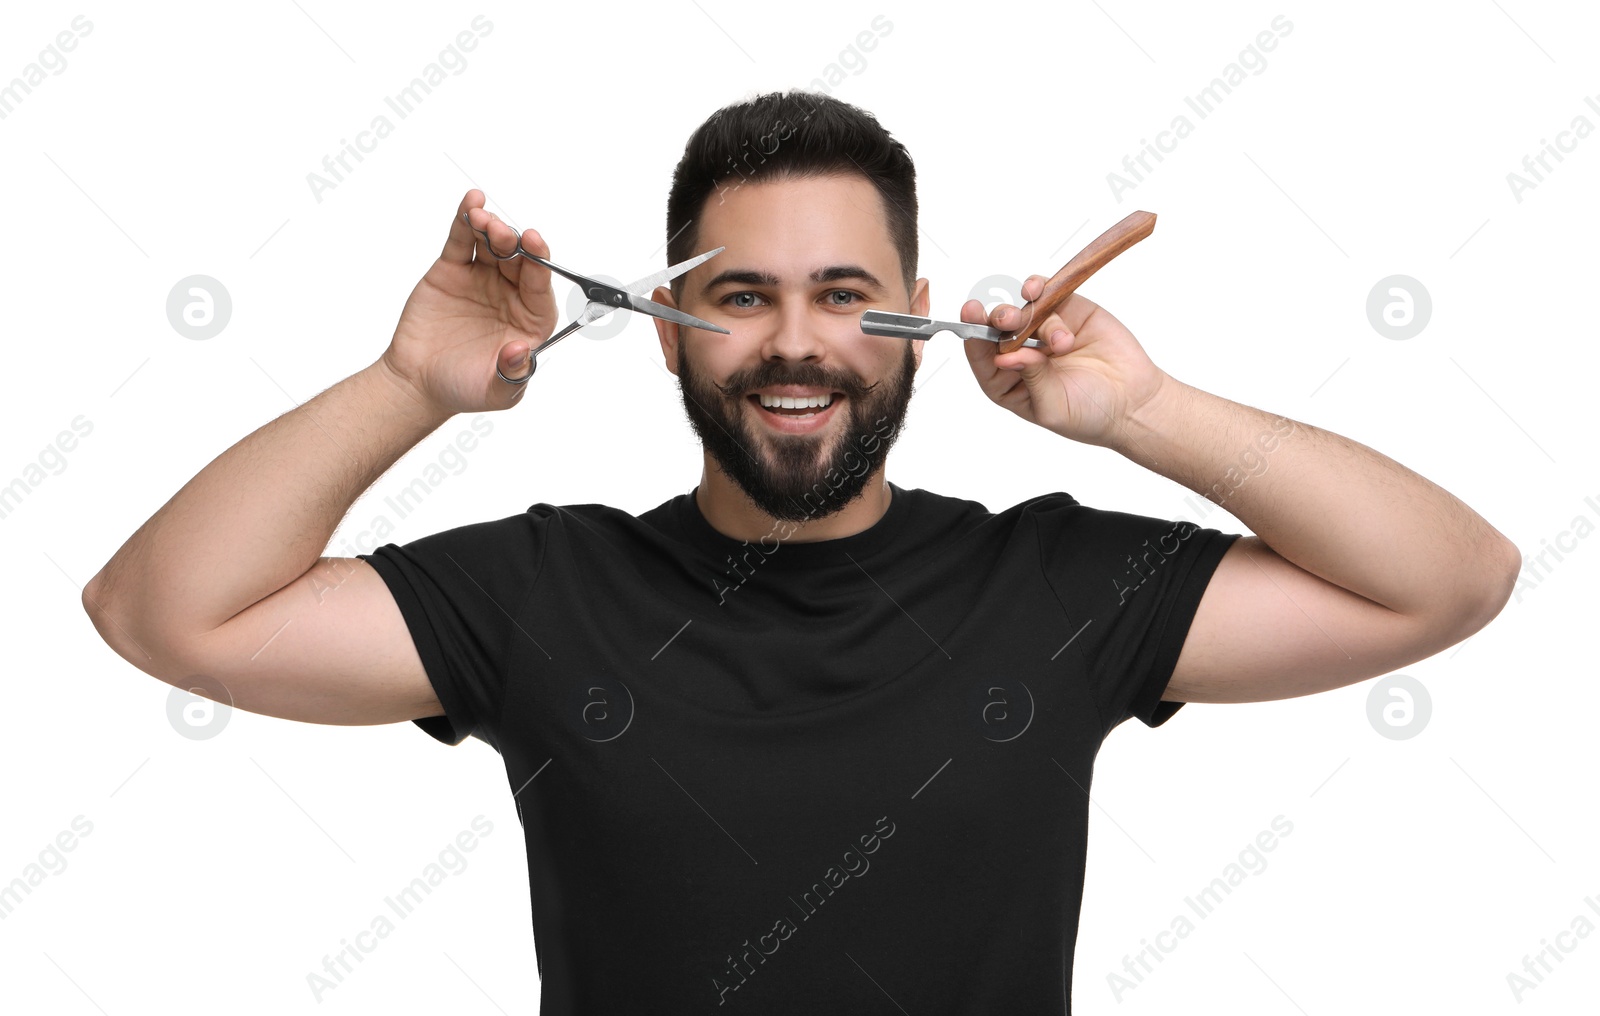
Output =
[{"x1": 763, "y1": 292, "x2": 851, "y2": 364}]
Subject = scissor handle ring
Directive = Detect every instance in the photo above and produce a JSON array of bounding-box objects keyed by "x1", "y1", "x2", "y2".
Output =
[
  {"x1": 462, "y1": 211, "x2": 525, "y2": 261},
  {"x1": 496, "y1": 355, "x2": 537, "y2": 385}
]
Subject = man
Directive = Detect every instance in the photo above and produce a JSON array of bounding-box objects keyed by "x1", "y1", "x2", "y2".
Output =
[{"x1": 83, "y1": 91, "x2": 1519, "y2": 1013}]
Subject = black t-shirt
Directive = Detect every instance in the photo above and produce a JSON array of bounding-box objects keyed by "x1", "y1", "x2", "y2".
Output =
[{"x1": 358, "y1": 481, "x2": 1240, "y2": 1014}]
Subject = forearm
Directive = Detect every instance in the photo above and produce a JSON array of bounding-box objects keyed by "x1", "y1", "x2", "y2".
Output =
[
  {"x1": 84, "y1": 360, "x2": 452, "y2": 650},
  {"x1": 1114, "y1": 377, "x2": 1518, "y2": 618}
]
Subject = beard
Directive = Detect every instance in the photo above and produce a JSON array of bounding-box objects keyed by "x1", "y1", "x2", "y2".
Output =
[{"x1": 674, "y1": 337, "x2": 916, "y2": 524}]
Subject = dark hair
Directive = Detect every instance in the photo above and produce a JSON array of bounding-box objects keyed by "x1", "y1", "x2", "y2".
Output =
[{"x1": 665, "y1": 90, "x2": 918, "y2": 301}]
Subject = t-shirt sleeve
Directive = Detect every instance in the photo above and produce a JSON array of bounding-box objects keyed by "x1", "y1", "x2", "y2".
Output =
[
  {"x1": 1028, "y1": 495, "x2": 1241, "y2": 737},
  {"x1": 356, "y1": 509, "x2": 550, "y2": 750}
]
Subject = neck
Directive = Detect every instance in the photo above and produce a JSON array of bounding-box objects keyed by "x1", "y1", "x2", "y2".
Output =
[{"x1": 694, "y1": 458, "x2": 893, "y2": 544}]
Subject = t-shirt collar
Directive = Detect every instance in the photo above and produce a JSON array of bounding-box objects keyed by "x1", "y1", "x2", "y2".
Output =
[{"x1": 668, "y1": 480, "x2": 911, "y2": 569}]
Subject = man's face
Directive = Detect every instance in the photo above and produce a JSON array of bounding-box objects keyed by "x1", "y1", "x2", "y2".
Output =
[{"x1": 655, "y1": 172, "x2": 928, "y2": 524}]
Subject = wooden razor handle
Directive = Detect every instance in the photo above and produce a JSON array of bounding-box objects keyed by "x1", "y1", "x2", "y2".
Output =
[{"x1": 996, "y1": 210, "x2": 1157, "y2": 353}]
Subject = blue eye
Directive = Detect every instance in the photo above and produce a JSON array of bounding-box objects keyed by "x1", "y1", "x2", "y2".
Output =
[
  {"x1": 725, "y1": 292, "x2": 762, "y2": 308},
  {"x1": 827, "y1": 291, "x2": 861, "y2": 305}
]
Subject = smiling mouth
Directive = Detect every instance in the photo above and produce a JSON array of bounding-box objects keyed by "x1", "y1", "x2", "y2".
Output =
[{"x1": 746, "y1": 393, "x2": 846, "y2": 419}]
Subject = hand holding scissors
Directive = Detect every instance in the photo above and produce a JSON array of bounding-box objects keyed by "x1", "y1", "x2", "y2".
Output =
[
  {"x1": 463, "y1": 214, "x2": 729, "y2": 385},
  {"x1": 380, "y1": 191, "x2": 731, "y2": 419}
]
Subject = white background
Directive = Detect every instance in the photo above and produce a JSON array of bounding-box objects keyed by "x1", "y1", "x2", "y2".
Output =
[{"x1": 2, "y1": 1, "x2": 1596, "y2": 1013}]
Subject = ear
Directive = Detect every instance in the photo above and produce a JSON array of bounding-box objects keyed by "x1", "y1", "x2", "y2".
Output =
[
  {"x1": 652, "y1": 285, "x2": 681, "y2": 378},
  {"x1": 910, "y1": 276, "x2": 930, "y2": 317},
  {"x1": 909, "y1": 276, "x2": 931, "y2": 368}
]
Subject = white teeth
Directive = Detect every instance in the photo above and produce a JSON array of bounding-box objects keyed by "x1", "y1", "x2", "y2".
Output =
[{"x1": 757, "y1": 393, "x2": 834, "y2": 409}]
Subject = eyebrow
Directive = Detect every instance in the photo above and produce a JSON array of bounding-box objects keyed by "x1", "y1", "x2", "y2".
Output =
[{"x1": 700, "y1": 264, "x2": 888, "y2": 298}]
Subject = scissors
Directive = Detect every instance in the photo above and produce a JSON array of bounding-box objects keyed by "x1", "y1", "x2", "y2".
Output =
[{"x1": 463, "y1": 212, "x2": 731, "y2": 384}]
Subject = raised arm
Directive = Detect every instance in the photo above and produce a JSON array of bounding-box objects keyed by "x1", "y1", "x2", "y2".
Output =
[
  {"x1": 962, "y1": 278, "x2": 1518, "y2": 705},
  {"x1": 82, "y1": 190, "x2": 557, "y2": 725}
]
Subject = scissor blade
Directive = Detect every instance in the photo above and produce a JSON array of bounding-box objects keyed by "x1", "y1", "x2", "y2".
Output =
[
  {"x1": 860, "y1": 309, "x2": 1042, "y2": 347},
  {"x1": 575, "y1": 300, "x2": 616, "y2": 325},
  {"x1": 621, "y1": 292, "x2": 731, "y2": 334},
  {"x1": 622, "y1": 246, "x2": 726, "y2": 294}
]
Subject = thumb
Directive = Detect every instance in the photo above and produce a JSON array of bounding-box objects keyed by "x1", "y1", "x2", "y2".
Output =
[{"x1": 492, "y1": 339, "x2": 534, "y2": 401}]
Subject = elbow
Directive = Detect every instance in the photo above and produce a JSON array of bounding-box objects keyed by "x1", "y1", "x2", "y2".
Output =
[
  {"x1": 81, "y1": 569, "x2": 108, "y2": 627},
  {"x1": 82, "y1": 570, "x2": 129, "y2": 661},
  {"x1": 1451, "y1": 536, "x2": 1523, "y2": 636},
  {"x1": 81, "y1": 569, "x2": 133, "y2": 643},
  {"x1": 82, "y1": 568, "x2": 103, "y2": 610},
  {"x1": 1483, "y1": 534, "x2": 1523, "y2": 616},
  {"x1": 82, "y1": 570, "x2": 160, "y2": 675},
  {"x1": 82, "y1": 568, "x2": 215, "y2": 685},
  {"x1": 1402, "y1": 536, "x2": 1521, "y2": 647}
]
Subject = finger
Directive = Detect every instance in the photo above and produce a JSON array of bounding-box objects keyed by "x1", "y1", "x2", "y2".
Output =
[
  {"x1": 1034, "y1": 311, "x2": 1074, "y2": 356},
  {"x1": 496, "y1": 339, "x2": 534, "y2": 391},
  {"x1": 480, "y1": 212, "x2": 529, "y2": 287},
  {"x1": 986, "y1": 276, "x2": 1051, "y2": 337},
  {"x1": 960, "y1": 299, "x2": 995, "y2": 363},
  {"x1": 1051, "y1": 291, "x2": 1105, "y2": 337},
  {"x1": 513, "y1": 227, "x2": 553, "y2": 317},
  {"x1": 442, "y1": 190, "x2": 485, "y2": 264},
  {"x1": 987, "y1": 303, "x2": 1052, "y2": 371},
  {"x1": 958, "y1": 296, "x2": 989, "y2": 327},
  {"x1": 464, "y1": 206, "x2": 501, "y2": 260},
  {"x1": 466, "y1": 207, "x2": 521, "y2": 281},
  {"x1": 987, "y1": 299, "x2": 1025, "y2": 334},
  {"x1": 996, "y1": 305, "x2": 1073, "y2": 370},
  {"x1": 994, "y1": 343, "x2": 1050, "y2": 376},
  {"x1": 959, "y1": 298, "x2": 1006, "y2": 388}
]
